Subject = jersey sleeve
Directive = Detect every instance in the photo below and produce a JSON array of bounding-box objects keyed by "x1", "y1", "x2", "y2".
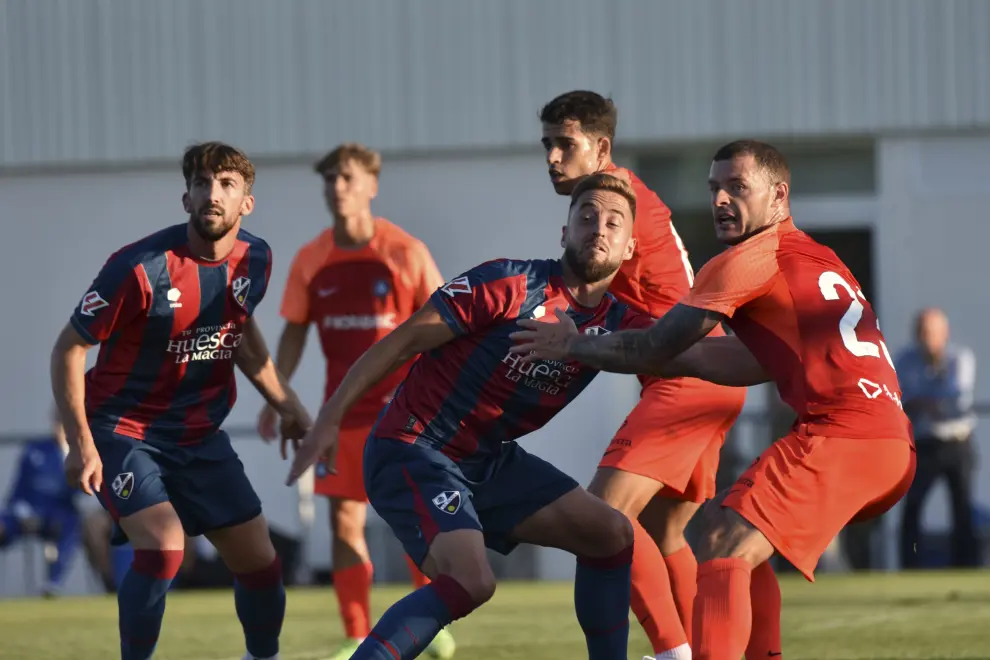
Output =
[
  {"x1": 70, "y1": 254, "x2": 149, "y2": 345},
  {"x1": 429, "y1": 260, "x2": 526, "y2": 337},
  {"x1": 411, "y1": 241, "x2": 446, "y2": 307},
  {"x1": 279, "y1": 246, "x2": 313, "y2": 324},
  {"x1": 244, "y1": 242, "x2": 273, "y2": 317},
  {"x1": 682, "y1": 235, "x2": 780, "y2": 317}
]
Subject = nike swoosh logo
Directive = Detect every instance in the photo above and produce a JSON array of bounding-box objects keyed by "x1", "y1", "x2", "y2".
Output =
[
  {"x1": 768, "y1": 653, "x2": 782, "y2": 657},
  {"x1": 317, "y1": 287, "x2": 338, "y2": 298}
]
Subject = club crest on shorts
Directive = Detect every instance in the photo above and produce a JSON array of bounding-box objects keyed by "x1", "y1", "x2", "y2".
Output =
[
  {"x1": 111, "y1": 472, "x2": 135, "y2": 500},
  {"x1": 232, "y1": 276, "x2": 251, "y2": 308},
  {"x1": 432, "y1": 490, "x2": 462, "y2": 515}
]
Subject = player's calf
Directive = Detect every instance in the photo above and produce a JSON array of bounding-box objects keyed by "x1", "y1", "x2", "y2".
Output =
[
  {"x1": 640, "y1": 496, "x2": 701, "y2": 555},
  {"x1": 115, "y1": 502, "x2": 186, "y2": 660},
  {"x1": 510, "y1": 487, "x2": 634, "y2": 660},
  {"x1": 692, "y1": 493, "x2": 775, "y2": 660},
  {"x1": 208, "y1": 515, "x2": 285, "y2": 660},
  {"x1": 352, "y1": 529, "x2": 489, "y2": 660}
]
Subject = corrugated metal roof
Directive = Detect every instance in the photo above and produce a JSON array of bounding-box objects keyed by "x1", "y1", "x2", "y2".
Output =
[{"x1": 2, "y1": 0, "x2": 988, "y2": 168}]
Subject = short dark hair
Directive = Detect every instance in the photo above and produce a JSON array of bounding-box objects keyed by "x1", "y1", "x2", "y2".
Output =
[
  {"x1": 539, "y1": 90, "x2": 618, "y2": 140},
  {"x1": 569, "y1": 172, "x2": 637, "y2": 220},
  {"x1": 314, "y1": 143, "x2": 382, "y2": 178},
  {"x1": 182, "y1": 142, "x2": 256, "y2": 191},
  {"x1": 712, "y1": 140, "x2": 791, "y2": 185}
]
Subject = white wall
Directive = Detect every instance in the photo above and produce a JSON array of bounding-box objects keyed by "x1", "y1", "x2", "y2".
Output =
[
  {"x1": 0, "y1": 149, "x2": 643, "y2": 591},
  {"x1": 877, "y1": 134, "x2": 990, "y2": 540}
]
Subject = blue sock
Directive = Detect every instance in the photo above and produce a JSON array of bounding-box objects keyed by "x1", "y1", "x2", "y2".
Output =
[
  {"x1": 234, "y1": 557, "x2": 286, "y2": 659},
  {"x1": 353, "y1": 575, "x2": 475, "y2": 660},
  {"x1": 118, "y1": 550, "x2": 183, "y2": 660},
  {"x1": 575, "y1": 545, "x2": 634, "y2": 660}
]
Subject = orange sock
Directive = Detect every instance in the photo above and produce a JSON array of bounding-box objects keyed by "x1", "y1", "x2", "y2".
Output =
[
  {"x1": 629, "y1": 519, "x2": 687, "y2": 654},
  {"x1": 405, "y1": 554, "x2": 431, "y2": 589},
  {"x1": 333, "y1": 561, "x2": 374, "y2": 639},
  {"x1": 693, "y1": 558, "x2": 752, "y2": 660},
  {"x1": 663, "y1": 545, "x2": 698, "y2": 645},
  {"x1": 747, "y1": 560, "x2": 782, "y2": 659}
]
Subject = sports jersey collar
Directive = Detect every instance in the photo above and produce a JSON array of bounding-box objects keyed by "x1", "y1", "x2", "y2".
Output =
[
  {"x1": 173, "y1": 224, "x2": 237, "y2": 267},
  {"x1": 328, "y1": 217, "x2": 387, "y2": 253}
]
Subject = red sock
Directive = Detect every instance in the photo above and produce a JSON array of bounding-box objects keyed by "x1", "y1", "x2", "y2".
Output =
[
  {"x1": 405, "y1": 554, "x2": 431, "y2": 589},
  {"x1": 747, "y1": 561, "x2": 782, "y2": 659},
  {"x1": 629, "y1": 519, "x2": 687, "y2": 653},
  {"x1": 663, "y1": 545, "x2": 698, "y2": 646},
  {"x1": 333, "y1": 561, "x2": 374, "y2": 639},
  {"x1": 693, "y1": 558, "x2": 753, "y2": 660}
]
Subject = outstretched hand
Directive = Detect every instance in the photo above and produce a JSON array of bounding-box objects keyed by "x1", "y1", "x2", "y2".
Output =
[
  {"x1": 286, "y1": 420, "x2": 339, "y2": 486},
  {"x1": 508, "y1": 308, "x2": 580, "y2": 363}
]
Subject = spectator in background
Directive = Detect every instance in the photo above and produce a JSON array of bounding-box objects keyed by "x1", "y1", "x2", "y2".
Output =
[
  {"x1": 0, "y1": 409, "x2": 82, "y2": 596},
  {"x1": 898, "y1": 308, "x2": 979, "y2": 568}
]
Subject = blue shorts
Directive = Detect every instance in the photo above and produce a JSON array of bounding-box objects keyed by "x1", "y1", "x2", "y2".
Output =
[
  {"x1": 364, "y1": 437, "x2": 578, "y2": 566},
  {"x1": 93, "y1": 429, "x2": 262, "y2": 542}
]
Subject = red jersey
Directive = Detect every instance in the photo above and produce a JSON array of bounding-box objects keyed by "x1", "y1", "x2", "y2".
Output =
[
  {"x1": 607, "y1": 166, "x2": 695, "y2": 317},
  {"x1": 683, "y1": 218, "x2": 910, "y2": 440},
  {"x1": 71, "y1": 224, "x2": 272, "y2": 445},
  {"x1": 280, "y1": 218, "x2": 443, "y2": 423}
]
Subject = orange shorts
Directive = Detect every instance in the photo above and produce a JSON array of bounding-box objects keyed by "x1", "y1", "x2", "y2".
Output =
[
  {"x1": 314, "y1": 423, "x2": 376, "y2": 501},
  {"x1": 599, "y1": 378, "x2": 745, "y2": 502},
  {"x1": 724, "y1": 431, "x2": 916, "y2": 581}
]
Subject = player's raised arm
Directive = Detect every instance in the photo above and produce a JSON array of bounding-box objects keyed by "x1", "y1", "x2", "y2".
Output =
[
  {"x1": 286, "y1": 301, "x2": 456, "y2": 484},
  {"x1": 512, "y1": 303, "x2": 726, "y2": 375},
  {"x1": 50, "y1": 323, "x2": 102, "y2": 495},
  {"x1": 658, "y1": 335, "x2": 770, "y2": 386}
]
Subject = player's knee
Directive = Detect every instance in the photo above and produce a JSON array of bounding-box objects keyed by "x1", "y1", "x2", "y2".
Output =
[
  {"x1": 587, "y1": 468, "x2": 657, "y2": 517},
  {"x1": 120, "y1": 503, "x2": 185, "y2": 550},
  {"x1": 132, "y1": 548, "x2": 185, "y2": 580},
  {"x1": 428, "y1": 571, "x2": 494, "y2": 623},
  {"x1": 584, "y1": 506, "x2": 635, "y2": 558},
  {"x1": 330, "y1": 499, "x2": 367, "y2": 541},
  {"x1": 453, "y1": 566, "x2": 497, "y2": 606},
  {"x1": 427, "y1": 534, "x2": 497, "y2": 606}
]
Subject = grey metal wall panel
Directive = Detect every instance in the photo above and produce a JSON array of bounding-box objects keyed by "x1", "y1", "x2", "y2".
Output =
[{"x1": 2, "y1": 0, "x2": 989, "y2": 168}]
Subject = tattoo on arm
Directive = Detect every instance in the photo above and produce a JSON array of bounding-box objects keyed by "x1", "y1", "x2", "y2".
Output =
[{"x1": 568, "y1": 304, "x2": 727, "y2": 374}]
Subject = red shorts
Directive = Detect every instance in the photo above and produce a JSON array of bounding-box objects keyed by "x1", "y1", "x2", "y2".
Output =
[
  {"x1": 724, "y1": 430, "x2": 916, "y2": 581},
  {"x1": 599, "y1": 377, "x2": 746, "y2": 502},
  {"x1": 314, "y1": 423, "x2": 376, "y2": 501}
]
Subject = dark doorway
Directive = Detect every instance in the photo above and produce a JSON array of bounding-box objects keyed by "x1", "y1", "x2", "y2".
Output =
[{"x1": 804, "y1": 228, "x2": 876, "y2": 312}]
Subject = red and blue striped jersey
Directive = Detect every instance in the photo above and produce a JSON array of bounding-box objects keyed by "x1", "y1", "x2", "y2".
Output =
[
  {"x1": 70, "y1": 224, "x2": 272, "y2": 446},
  {"x1": 373, "y1": 258, "x2": 652, "y2": 464}
]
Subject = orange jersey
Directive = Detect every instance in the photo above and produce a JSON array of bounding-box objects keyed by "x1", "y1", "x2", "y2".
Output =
[
  {"x1": 607, "y1": 166, "x2": 696, "y2": 318},
  {"x1": 280, "y1": 218, "x2": 443, "y2": 420},
  {"x1": 684, "y1": 218, "x2": 910, "y2": 441}
]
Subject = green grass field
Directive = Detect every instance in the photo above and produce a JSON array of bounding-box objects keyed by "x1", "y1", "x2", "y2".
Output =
[{"x1": 1, "y1": 571, "x2": 988, "y2": 659}]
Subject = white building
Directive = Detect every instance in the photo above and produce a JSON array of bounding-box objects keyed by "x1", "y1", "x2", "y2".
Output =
[{"x1": 1, "y1": 0, "x2": 989, "y2": 595}]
